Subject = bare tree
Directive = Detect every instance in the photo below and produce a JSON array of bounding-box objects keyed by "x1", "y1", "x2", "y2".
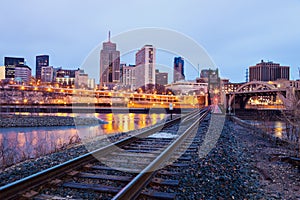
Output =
[{"x1": 278, "y1": 89, "x2": 300, "y2": 157}]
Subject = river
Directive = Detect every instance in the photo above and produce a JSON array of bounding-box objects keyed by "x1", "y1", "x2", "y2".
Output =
[
  {"x1": 0, "y1": 113, "x2": 167, "y2": 168},
  {"x1": 243, "y1": 120, "x2": 287, "y2": 139}
]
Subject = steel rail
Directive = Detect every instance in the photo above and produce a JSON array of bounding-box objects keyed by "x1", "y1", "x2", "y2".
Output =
[
  {"x1": 112, "y1": 108, "x2": 210, "y2": 200},
  {"x1": 0, "y1": 108, "x2": 204, "y2": 199}
]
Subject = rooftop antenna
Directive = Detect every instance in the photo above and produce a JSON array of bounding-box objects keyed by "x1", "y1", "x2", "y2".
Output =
[{"x1": 108, "y1": 31, "x2": 111, "y2": 42}]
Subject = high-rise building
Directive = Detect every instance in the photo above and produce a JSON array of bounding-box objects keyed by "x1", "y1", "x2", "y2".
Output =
[
  {"x1": 100, "y1": 32, "x2": 120, "y2": 89},
  {"x1": 36, "y1": 55, "x2": 49, "y2": 80},
  {"x1": 135, "y1": 45, "x2": 156, "y2": 89},
  {"x1": 4, "y1": 57, "x2": 25, "y2": 66},
  {"x1": 155, "y1": 69, "x2": 168, "y2": 85},
  {"x1": 121, "y1": 64, "x2": 136, "y2": 91},
  {"x1": 15, "y1": 65, "x2": 31, "y2": 83},
  {"x1": 173, "y1": 57, "x2": 185, "y2": 82},
  {"x1": 4, "y1": 57, "x2": 25, "y2": 79},
  {"x1": 249, "y1": 60, "x2": 290, "y2": 81},
  {"x1": 41, "y1": 66, "x2": 54, "y2": 83}
]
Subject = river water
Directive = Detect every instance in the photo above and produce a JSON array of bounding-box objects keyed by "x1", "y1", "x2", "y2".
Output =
[
  {"x1": 243, "y1": 120, "x2": 287, "y2": 139},
  {"x1": 0, "y1": 113, "x2": 167, "y2": 168}
]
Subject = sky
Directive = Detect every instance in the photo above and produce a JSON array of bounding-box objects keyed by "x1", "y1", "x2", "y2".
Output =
[{"x1": 1, "y1": 0, "x2": 300, "y2": 83}]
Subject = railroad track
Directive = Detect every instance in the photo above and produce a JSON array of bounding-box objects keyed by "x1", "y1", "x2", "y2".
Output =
[{"x1": 0, "y1": 107, "x2": 211, "y2": 199}]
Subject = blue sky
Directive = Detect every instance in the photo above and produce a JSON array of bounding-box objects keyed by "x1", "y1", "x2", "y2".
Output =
[{"x1": 1, "y1": 0, "x2": 300, "y2": 82}]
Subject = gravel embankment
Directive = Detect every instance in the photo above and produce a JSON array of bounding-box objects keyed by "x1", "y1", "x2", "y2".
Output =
[
  {"x1": 176, "y1": 115, "x2": 299, "y2": 199},
  {"x1": 176, "y1": 115, "x2": 262, "y2": 199},
  {"x1": 0, "y1": 115, "x2": 105, "y2": 128}
]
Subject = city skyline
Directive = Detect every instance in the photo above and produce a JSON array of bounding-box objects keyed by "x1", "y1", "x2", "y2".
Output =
[
  {"x1": 0, "y1": 50, "x2": 295, "y2": 85},
  {"x1": 1, "y1": 1, "x2": 300, "y2": 82}
]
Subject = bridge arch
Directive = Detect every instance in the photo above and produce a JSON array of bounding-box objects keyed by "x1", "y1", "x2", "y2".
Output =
[{"x1": 228, "y1": 81, "x2": 277, "y2": 110}]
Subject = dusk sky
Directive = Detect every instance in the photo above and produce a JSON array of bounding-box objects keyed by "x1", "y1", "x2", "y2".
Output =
[{"x1": 1, "y1": 0, "x2": 300, "y2": 82}]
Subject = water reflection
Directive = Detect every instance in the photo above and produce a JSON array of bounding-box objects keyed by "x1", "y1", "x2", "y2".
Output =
[
  {"x1": 0, "y1": 113, "x2": 167, "y2": 168},
  {"x1": 246, "y1": 120, "x2": 286, "y2": 139},
  {"x1": 273, "y1": 121, "x2": 284, "y2": 138}
]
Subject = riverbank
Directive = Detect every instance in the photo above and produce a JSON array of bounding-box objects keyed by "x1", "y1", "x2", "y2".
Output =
[
  {"x1": 0, "y1": 115, "x2": 105, "y2": 128},
  {"x1": 230, "y1": 117, "x2": 300, "y2": 199},
  {"x1": 0, "y1": 115, "x2": 172, "y2": 186}
]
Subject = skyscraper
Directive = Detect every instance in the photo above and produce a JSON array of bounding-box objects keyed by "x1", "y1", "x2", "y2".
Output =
[
  {"x1": 249, "y1": 60, "x2": 290, "y2": 81},
  {"x1": 173, "y1": 57, "x2": 185, "y2": 82},
  {"x1": 100, "y1": 31, "x2": 120, "y2": 89},
  {"x1": 36, "y1": 55, "x2": 49, "y2": 80},
  {"x1": 4, "y1": 57, "x2": 25, "y2": 79},
  {"x1": 135, "y1": 45, "x2": 156, "y2": 89}
]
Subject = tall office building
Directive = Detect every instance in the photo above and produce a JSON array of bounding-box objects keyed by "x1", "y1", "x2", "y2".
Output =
[
  {"x1": 4, "y1": 57, "x2": 25, "y2": 79},
  {"x1": 100, "y1": 32, "x2": 120, "y2": 89},
  {"x1": 249, "y1": 60, "x2": 290, "y2": 81},
  {"x1": 36, "y1": 55, "x2": 49, "y2": 80},
  {"x1": 4, "y1": 57, "x2": 25, "y2": 66},
  {"x1": 41, "y1": 66, "x2": 54, "y2": 83},
  {"x1": 173, "y1": 57, "x2": 185, "y2": 82},
  {"x1": 121, "y1": 64, "x2": 136, "y2": 91},
  {"x1": 15, "y1": 65, "x2": 32, "y2": 83},
  {"x1": 135, "y1": 45, "x2": 156, "y2": 89}
]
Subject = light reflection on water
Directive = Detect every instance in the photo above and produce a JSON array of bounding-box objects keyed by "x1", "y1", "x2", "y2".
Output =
[
  {"x1": 273, "y1": 121, "x2": 284, "y2": 138},
  {"x1": 246, "y1": 120, "x2": 286, "y2": 139},
  {"x1": 0, "y1": 113, "x2": 167, "y2": 168}
]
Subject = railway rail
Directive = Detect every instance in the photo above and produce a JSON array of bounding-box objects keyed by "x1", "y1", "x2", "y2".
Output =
[{"x1": 0, "y1": 107, "x2": 211, "y2": 199}]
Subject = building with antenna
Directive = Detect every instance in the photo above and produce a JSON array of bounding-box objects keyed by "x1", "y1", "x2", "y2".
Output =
[{"x1": 99, "y1": 31, "x2": 120, "y2": 89}]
